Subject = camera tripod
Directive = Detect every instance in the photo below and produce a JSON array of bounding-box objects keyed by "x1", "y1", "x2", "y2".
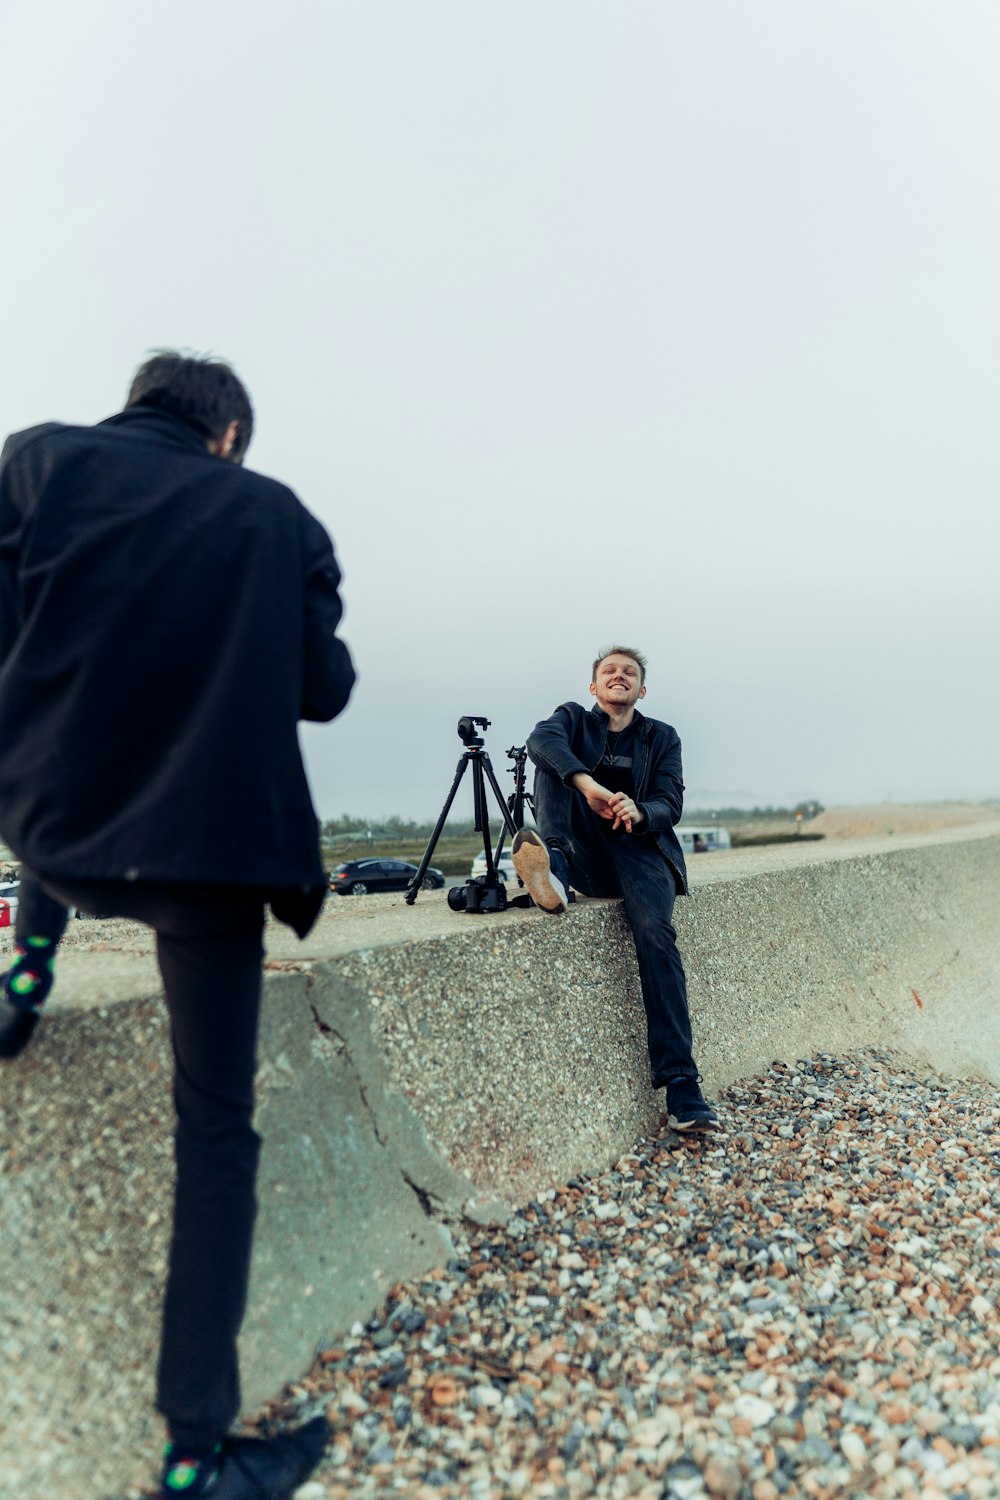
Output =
[{"x1": 404, "y1": 716, "x2": 533, "y2": 911}]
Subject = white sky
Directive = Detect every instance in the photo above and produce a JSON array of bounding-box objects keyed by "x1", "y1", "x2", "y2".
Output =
[{"x1": 2, "y1": 2, "x2": 998, "y2": 819}]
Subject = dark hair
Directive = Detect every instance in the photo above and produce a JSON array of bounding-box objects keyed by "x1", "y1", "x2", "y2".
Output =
[
  {"x1": 125, "y1": 351, "x2": 254, "y2": 462},
  {"x1": 592, "y1": 645, "x2": 648, "y2": 684}
]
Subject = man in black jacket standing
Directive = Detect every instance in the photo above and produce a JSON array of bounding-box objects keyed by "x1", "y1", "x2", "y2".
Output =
[
  {"x1": 0, "y1": 353, "x2": 355, "y2": 1499},
  {"x1": 512, "y1": 646, "x2": 719, "y2": 1133}
]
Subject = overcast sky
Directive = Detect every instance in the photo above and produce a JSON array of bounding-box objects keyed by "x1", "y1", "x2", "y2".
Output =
[{"x1": 2, "y1": 2, "x2": 998, "y2": 819}]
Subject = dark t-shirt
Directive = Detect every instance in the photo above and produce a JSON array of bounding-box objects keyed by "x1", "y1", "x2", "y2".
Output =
[{"x1": 598, "y1": 724, "x2": 637, "y2": 835}]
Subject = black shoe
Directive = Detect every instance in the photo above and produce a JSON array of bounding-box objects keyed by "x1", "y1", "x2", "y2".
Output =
[
  {"x1": 511, "y1": 830, "x2": 569, "y2": 913},
  {"x1": 665, "y1": 1077, "x2": 720, "y2": 1133},
  {"x1": 0, "y1": 996, "x2": 40, "y2": 1059},
  {"x1": 159, "y1": 1417, "x2": 330, "y2": 1500}
]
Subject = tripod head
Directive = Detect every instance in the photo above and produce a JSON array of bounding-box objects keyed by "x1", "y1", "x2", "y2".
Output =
[{"x1": 457, "y1": 715, "x2": 490, "y2": 748}]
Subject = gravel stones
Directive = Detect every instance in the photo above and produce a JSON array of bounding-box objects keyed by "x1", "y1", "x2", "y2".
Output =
[{"x1": 220, "y1": 1049, "x2": 1000, "y2": 1500}]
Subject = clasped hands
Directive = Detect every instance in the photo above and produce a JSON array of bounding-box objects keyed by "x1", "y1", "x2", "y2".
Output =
[{"x1": 571, "y1": 773, "x2": 644, "y2": 833}]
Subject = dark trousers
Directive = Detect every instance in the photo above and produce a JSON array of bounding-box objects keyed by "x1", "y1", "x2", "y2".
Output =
[
  {"x1": 14, "y1": 870, "x2": 71, "y2": 951},
  {"x1": 35, "y1": 871, "x2": 266, "y2": 1450},
  {"x1": 531, "y1": 773, "x2": 696, "y2": 1087}
]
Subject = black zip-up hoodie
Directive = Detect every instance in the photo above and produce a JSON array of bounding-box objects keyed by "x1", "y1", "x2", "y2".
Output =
[{"x1": 526, "y1": 701, "x2": 688, "y2": 893}]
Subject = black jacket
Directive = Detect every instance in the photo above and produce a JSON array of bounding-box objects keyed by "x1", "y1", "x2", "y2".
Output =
[
  {"x1": 526, "y1": 701, "x2": 688, "y2": 893},
  {"x1": 0, "y1": 407, "x2": 355, "y2": 894}
]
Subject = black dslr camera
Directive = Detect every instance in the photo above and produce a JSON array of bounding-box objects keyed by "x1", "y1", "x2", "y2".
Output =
[{"x1": 447, "y1": 872, "x2": 508, "y2": 913}]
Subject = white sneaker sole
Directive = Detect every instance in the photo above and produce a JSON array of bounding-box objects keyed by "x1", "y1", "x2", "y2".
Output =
[
  {"x1": 511, "y1": 830, "x2": 568, "y2": 913},
  {"x1": 668, "y1": 1112, "x2": 722, "y2": 1133}
]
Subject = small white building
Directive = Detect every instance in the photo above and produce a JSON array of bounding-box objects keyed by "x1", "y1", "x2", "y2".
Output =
[{"x1": 676, "y1": 824, "x2": 731, "y2": 854}]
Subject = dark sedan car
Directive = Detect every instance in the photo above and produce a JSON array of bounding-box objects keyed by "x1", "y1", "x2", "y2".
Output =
[{"x1": 329, "y1": 858, "x2": 446, "y2": 896}]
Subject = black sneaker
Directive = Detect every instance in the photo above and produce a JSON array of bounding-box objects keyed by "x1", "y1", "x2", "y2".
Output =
[
  {"x1": 665, "y1": 1077, "x2": 720, "y2": 1133},
  {"x1": 159, "y1": 1416, "x2": 329, "y2": 1500},
  {"x1": 511, "y1": 830, "x2": 569, "y2": 913},
  {"x1": 0, "y1": 996, "x2": 40, "y2": 1059}
]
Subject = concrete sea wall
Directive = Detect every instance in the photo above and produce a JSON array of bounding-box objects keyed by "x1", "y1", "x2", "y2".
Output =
[{"x1": 1, "y1": 826, "x2": 998, "y2": 1498}]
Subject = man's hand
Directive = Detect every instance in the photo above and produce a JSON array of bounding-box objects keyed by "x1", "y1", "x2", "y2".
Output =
[
  {"x1": 571, "y1": 773, "x2": 617, "y2": 820},
  {"x1": 571, "y1": 775, "x2": 645, "y2": 832},
  {"x1": 608, "y1": 793, "x2": 644, "y2": 833}
]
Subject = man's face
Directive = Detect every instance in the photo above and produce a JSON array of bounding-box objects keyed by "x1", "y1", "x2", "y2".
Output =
[{"x1": 589, "y1": 653, "x2": 646, "y2": 713}]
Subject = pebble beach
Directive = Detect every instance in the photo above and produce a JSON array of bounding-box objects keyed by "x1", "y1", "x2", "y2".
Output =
[{"x1": 234, "y1": 1049, "x2": 1000, "y2": 1500}]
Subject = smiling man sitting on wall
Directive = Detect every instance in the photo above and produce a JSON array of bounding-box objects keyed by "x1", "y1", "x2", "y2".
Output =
[{"x1": 512, "y1": 646, "x2": 719, "y2": 1132}]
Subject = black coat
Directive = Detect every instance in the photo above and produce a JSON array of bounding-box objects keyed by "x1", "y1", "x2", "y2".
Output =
[{"x1": 0, "y1": 407, "x2": 355, "y2": 894}]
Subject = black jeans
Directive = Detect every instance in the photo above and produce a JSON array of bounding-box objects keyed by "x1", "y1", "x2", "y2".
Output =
[
  {"x1": 35, "y1": 871, "x2": 266, "y2": 1450},
  {"x1": 531, "y1": 773, "x2": 696, "y2": 1087}
]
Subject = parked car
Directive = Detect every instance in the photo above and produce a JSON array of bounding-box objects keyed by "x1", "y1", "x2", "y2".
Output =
[
  {"x1": 329, "y1": 858, "x2": 446, "y2": 896},
  {"x1": 470, "y1": 849, "x2": 517, "y2": 882}
]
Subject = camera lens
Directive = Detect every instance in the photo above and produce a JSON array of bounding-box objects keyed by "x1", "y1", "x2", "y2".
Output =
[{"x1": 447, "y1": 886, "x2": 468, "y2": 911}]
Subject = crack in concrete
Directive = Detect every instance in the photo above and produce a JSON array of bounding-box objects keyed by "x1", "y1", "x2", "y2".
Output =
[
  {"x1": 358, "y1": 1080, "x2": 387, "y2": 1146},
  {"x1": 309, "y1": 1005, "x2": 389, "y2": 1146},
  {"x1": 309, "y1": 1005, "x2": 347, "y2": 1048},
  {"x1": 401, "y1": 1171, "x2": 441, "y2": 1218}
]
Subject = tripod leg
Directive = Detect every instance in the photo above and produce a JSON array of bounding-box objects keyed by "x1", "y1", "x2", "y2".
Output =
[
  {"x1": 514, "y1": 754, "x2": 527, "y2": 829},
  {"x1": 472, "y1": 758, "x2": 500, "y2": 880},
  {"x1": 496, "y1": 789, "x2": 521, "y2": 868},
  {"x1": 472, "y1": 758, "x2": 486, "y2": 833},
  {"x1": 480, "y1": 754, "x2": 520, "y2": 838},
  {"x1": 405, "y1": 757, "x2": 469, "y2": 904},
  {"x1": 506, "y1": 758, "x2": 527, "y2": 837},
  {"x1": 492, "y1": 755, "x2": 527, "y2": 869}
]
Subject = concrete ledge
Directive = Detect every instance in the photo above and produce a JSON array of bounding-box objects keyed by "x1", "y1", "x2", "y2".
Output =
[{"x1": 2, "y1": 824, "x2": 999, "y2": 1498}]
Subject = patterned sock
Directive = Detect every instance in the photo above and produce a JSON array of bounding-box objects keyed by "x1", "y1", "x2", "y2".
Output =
[
  {"x1": 3, "y1": 937, "x2": 57, "y2": 1011},
  {"x1": 160, "y1": 1442, "x2": 222, "y2": 1495}
]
